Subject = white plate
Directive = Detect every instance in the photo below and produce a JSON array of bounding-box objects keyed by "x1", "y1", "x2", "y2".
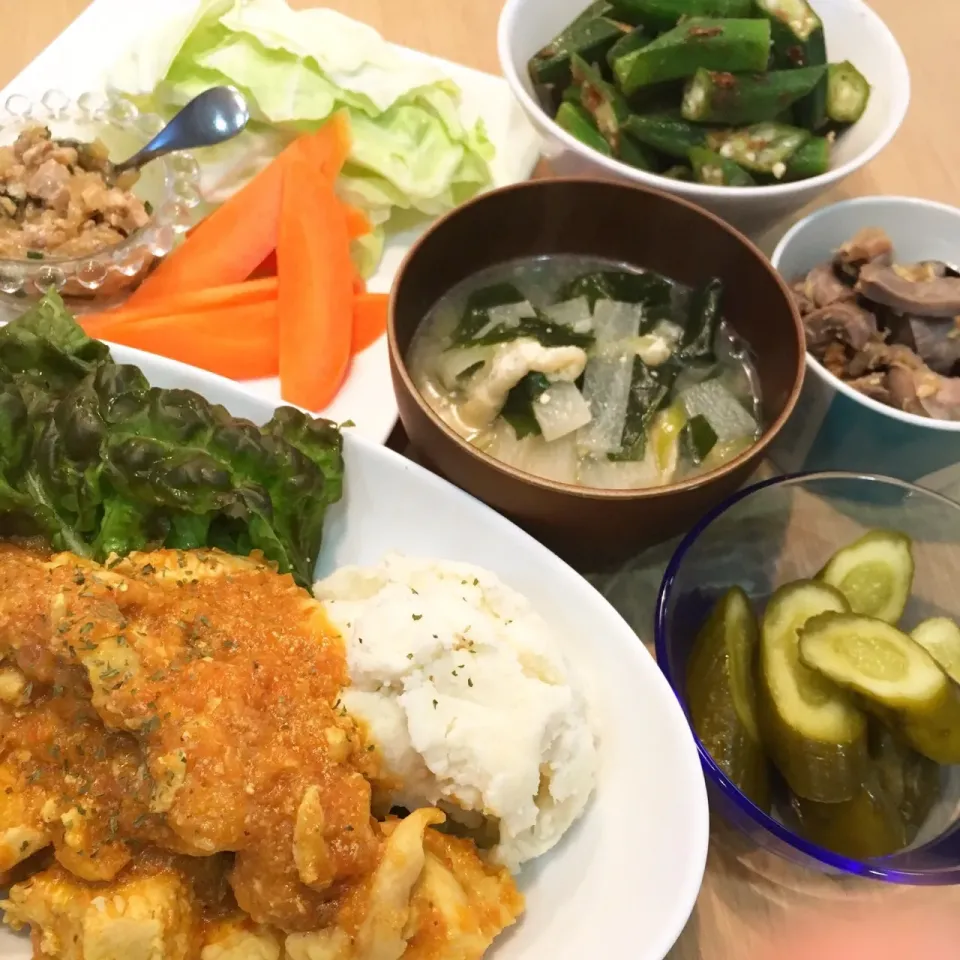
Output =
[
  {"x1": 0, "y1": 348, "x2": 708, "y2": 960},
  {"x1": 0, "y1": 0, "x2": 544, "y2": 443}
]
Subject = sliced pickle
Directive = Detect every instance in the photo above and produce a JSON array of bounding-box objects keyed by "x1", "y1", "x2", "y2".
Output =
[
  {"x1": 790, "y1": 768, "x2": 908, "y2": 859},
  {"x1": 758, "y1": 581, "x2": 867, "y2": 803},
  {"x1": 912, "y1": 617, "x2": 960, "y2": 685},
  {"x1": 686, "y1": 587, "x2": 770, "y2": 811},
  {"x1": 901, "y1": 711, "x2": 960, "y2": 766},
  {"x1": 798, "y1": 612, "x2": 960, "y2": 764},
  {"x1": 817, "y1": 529, "x2": 914, "y2": 624},
  {"x1": 871, "y1": 725, "x2": 942, "y2": 839}
]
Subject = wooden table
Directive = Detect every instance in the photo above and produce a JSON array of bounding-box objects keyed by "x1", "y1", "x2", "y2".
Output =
[{"x1": 3, "y1": 1, "x2": 959, "y2": 958}]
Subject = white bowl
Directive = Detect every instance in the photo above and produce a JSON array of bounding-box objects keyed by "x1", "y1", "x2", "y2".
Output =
[
  {"x1": 0, "y1": 347, "x2": 708, "y2": 960},
  {"x1": 497, "y1": 0, "x2": 910, "y2": 235},
  {"x1": 768, "y1": 196, "x2": 960, "y2": 490}
]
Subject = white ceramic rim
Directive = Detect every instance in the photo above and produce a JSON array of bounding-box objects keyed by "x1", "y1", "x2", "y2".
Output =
[
  {"x1": 496, "y1": 0, "x2": 911, "y2": 202},
  {"x1": 107, "y1": 342, "x2": 712, "y2": 960},
  {"x1": 771, "y1": 195, "x2": 960, "y2": 434}
]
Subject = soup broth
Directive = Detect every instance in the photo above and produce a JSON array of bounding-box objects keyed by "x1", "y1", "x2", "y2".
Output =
[{"x1": 408, "y1": 255, "x2": 763, "y2": 490}]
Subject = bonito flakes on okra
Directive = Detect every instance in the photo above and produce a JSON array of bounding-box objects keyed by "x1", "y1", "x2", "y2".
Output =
[{"x1": 529, "y1": 0, "x2": 872, "y2": 187}]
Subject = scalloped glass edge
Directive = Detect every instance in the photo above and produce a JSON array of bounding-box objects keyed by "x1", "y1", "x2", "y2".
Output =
[
  {"x1": 0, "y1": 89, "x2": 202, "y2": 304},
  {"x1": 653, "y1": 470, "x2": 960, "y2": 885}
]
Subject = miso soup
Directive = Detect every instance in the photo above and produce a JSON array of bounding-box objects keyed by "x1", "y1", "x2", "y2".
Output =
[{"x1": 407, "y1": 255, "x2": 763, "y2": 490}]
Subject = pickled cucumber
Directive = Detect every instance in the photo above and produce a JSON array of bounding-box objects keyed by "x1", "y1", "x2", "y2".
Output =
[
  {"x1": 871, "y1": 725, "x2": 941, "y2": 838},
  {"x1": 817, "y1": 529, "x2": 914, "y2": 624},
  {"x1": 799, "y1": 612, "x2": 960, "y2": 764},
  {"x1": 790, "y1": 769, "x2": 908, "y2": 859},
  {"x1": 912, "y1": 617, "x2": 960, "y2": 685},
  {"x1": 793, "y1": 726, "x2": 943, "y2": 858},
  {"x1": 901, "y1": 709, "x2": 960, "y2": 765},
  {"x1": 758, "y1": 581, "x2": 867, "y2": 802},
  {"x1": 686, "y1": 587, "x2": 770, "y2": 810}
]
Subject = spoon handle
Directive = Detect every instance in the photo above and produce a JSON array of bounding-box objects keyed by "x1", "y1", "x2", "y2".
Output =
[{"x1": 114, "y1": 86, "x2": 250, "y2": 175}]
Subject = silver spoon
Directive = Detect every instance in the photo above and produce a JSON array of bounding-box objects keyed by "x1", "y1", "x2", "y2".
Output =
[{"x1": 112, "y1": 86, "x2": 250, "y2": 178}]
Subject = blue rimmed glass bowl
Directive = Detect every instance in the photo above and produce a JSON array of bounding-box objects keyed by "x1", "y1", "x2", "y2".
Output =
[
  {"x1": 654, "y1": 471, "x2": 960, "y2": 884},
  {"x1": 0, "y1": 90, "x2": 202, "y2": 313}
]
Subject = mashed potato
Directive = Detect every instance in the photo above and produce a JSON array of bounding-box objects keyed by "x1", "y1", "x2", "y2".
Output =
[{"x1": 314, "y1": 554, "x2": 598, "y2": 872}]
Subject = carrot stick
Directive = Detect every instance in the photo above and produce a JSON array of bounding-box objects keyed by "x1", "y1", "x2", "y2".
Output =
[
  {"x1": 245, "y1": 202, "x2": 365, "y2": 283},
  {"x1": 352, "y1": 293, "x2": 388, "y2": 354},
  {"x1": 87, "y1": 300, "x2": 276, "y2": 344},
  {"x1": 249, "y1": 250, "x2": 278, "y2": 279},
  {"x1": 343, "y1": 205, "x2": 370, "y2": 239},
  {"x1": 278, "y1": 151, "x2": 353, "y2": 411},
  {"x1": 125, "y1": 137, "x2": 311, "y2": 305},
  {"x1": 98, "y1": 302, "x2": 279, "y2": 380},
  {"x1": 297, "y1": 111, "x2": 352, "y2": 180},
  {"x1": 82, "y1": 278, "x2": 278, "y2": 333}
]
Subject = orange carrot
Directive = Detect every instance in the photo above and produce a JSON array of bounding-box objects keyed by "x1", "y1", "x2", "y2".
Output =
[
  {"x1": 124, "y1": 137, "x2": 313, "y2": 305},
  {"x1": 297, "y1": 111, "x2": 352, "y2": 180},
  {"x1": 245, "y1": 205, "x2": 365, "y2": 283},
  {"x1": 352, "y1": 293, "x2": 388, "y2": 353},
  {"x1": 98, "y1": 302, "x2": 279, "y2": 380},
  {"x1": 82, "y1": 278, "x2": 278, "y2": 334},
  {"x1": 250, "y1": 250, "x2": 278, "y2": 279},
  {"x1": 278, "y1": 151, "x2": 353, "y2": 410},
  {"x1": 89, "y1": 301, "x2": 276, "y2": 344},
  {"x1": 344, "y1": 205, "x2": 371, "y2": 239}
]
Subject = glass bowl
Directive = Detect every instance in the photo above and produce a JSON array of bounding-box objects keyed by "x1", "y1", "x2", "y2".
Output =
[
  {"x1": 0, "y1": 90, "x2": 202, "y2": 313},
  {"x1": 654, "y1": 471, "x2": 960, "y2": 884}
]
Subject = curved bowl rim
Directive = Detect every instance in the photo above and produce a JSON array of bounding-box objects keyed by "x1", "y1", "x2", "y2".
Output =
[
  {"x1": 105, "y1": 340, "x2": 713, "y2": 960},
  {"x1": 772, "y1": 195, "x2": 960, "y2": 434},
  {"x1": 387, "y1": 177, "x2": 806, "y2": 503},
  {"x1": 653, "y1": 468, "x2": 960, "y2": 884},
  {"x1": 496, "y1": 0, "x2": 911, "y2": 202}
]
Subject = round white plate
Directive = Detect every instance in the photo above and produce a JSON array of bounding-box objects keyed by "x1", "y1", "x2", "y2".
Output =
[{"x1": 0, "y1": 346, "x2": 709, "y2": 960}]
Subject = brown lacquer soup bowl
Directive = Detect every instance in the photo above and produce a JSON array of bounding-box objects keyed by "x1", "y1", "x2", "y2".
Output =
[{"x1": 388, "y1": 178, "x2": 805, "y2": 567}]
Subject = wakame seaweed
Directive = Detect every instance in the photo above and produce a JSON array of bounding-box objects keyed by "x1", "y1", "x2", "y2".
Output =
[
  {"x1": 679, "y1": 277, "x2": 724, "y2": 362},
  {"x1": 500, "y1": 372, "x2": 552, "y2": 439},
  {"x1": 0, "y1": 291, "x2": 344, "y2": 587},
  {"x1": 609, "y1": 358, "x2": 676, "y2": 461},
  {"x1": 559, "y1": 268, "x2": 676, "y2": 319},
  {"x1": 453, "y1": 283, "x2": 595, "y2": 349}
]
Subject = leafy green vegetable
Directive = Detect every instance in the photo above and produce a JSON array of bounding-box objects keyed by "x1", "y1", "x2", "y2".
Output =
[
  {"x1": 0, "y1": 292, "x2": 343, "y2": 587},
  {"x1": 501, "y1": 373, "x2": 551, "y2": 439},
  {"x1": 453, "y1": 283, "x2": 528, "y2": 343},
  {"x1": 452, "y1": 282, "x2": 595, "y2": 349},
  {"x1": 609, "y1": 358, "x2": 674, "y2": 461},
  {"x1": 559, "y1": 268, "x2": 676, "y2": 322},
  {"x1": 473, "y1": 317, "x2": 595, "y2": 349},
  {"x1": 111, "y1": 0, "x2": 494, "y2": 275},
  {"x1": 680, "y1": 413, "x2": 718, "y2": 465},
  {"x1": 679, "y1": 277, "x2": 723, "y2": 363}
]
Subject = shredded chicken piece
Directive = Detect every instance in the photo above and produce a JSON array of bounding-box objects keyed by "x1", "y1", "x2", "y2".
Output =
[{"x1": 459, "y1": 338, "x2": 588, "y2": 430}]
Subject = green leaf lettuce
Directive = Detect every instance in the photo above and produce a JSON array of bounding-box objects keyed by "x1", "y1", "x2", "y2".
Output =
[{"x1": 0, "y1": 291, "x2": 344, "y2": 587}]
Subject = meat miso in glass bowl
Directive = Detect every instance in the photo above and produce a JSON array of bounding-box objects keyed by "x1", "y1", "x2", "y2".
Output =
[{"x1": 0, "y1": 90, "x2": 201, "y2": 313}]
